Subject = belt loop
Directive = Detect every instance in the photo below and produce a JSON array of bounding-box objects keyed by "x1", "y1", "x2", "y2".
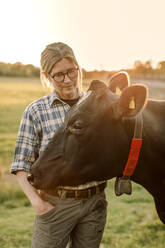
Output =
[
  {"x1": 57, "y1": 189, "x2": 62, "y2": 198},
  {"x1": 58, "y1": 189, "x2": 67, "y2": 199},
  {"x1": 96, "y1": 185, "x2": 100, "y2": 194},
  {"x1": 88, "y1": 189, "x2": 91, "y2": 198},
  {"x1": 60, "y1": 190, "x2": 67, "y2": 199},
  {"x1": 75, "y1": 190, "x2": 78, "y2": 199}
]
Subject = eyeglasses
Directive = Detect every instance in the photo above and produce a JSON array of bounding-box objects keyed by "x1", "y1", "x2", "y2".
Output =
[{"x1": 50, "y1": 68, "x2": 78, "y2": 82}]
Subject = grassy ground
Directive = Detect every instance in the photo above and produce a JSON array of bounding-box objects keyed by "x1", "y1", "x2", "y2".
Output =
[
  {"x1": 0, "y1": 77, "x2": 50, "y2": 173},
  {"x1": 0, "y1": 180, "x2": 164, "y2": 248},
  {"x1": 0, "y1": 77, "x2": 164, "y2": 247}
]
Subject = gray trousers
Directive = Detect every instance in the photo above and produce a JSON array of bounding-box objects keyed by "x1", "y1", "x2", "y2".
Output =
[{"x1": 31, "y1": 191, "x2": 107, "y2": 248}]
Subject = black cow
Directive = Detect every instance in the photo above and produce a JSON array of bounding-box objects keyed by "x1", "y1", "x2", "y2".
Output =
[{"x1": 28, "y1": 72, "x2": 165, "y2": 224}]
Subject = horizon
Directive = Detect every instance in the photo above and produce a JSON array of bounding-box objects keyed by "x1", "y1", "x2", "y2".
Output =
[{"x1": 0, "y1": 59, "x2": 161, "y2": 72}]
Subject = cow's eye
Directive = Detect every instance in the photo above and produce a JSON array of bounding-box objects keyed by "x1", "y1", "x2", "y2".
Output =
[
  {"x1": 69, "y1": 120, "x2": 84, "y2": 134},
  {"x1": 72, "y1": 121, "x2": 83, "y2": 129}
]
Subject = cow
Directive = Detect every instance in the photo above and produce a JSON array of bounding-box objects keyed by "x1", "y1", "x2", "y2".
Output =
[{"x1": 28, "y1": 72, "x2": 165, "y2": 225}]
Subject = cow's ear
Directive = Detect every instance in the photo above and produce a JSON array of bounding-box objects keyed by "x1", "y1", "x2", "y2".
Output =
[
  {"x1": 108, "y1": 71, "x2": 130, "y2": 96},
  {"x1": 88, "y1": 80, "x2": 107, "y2": 93},
  {"x1": 116, "y1": 84, "x2": 148, "y2": 118}
]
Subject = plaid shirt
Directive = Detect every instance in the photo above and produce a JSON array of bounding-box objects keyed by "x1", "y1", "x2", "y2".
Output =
[{"x1": 11, "y1": 90, "x2": 104, "y2": 190}]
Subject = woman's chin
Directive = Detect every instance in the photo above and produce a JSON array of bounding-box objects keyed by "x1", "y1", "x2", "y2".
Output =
[{"x1": 62, "y1": 88, "x2": 79, "y2": 99}]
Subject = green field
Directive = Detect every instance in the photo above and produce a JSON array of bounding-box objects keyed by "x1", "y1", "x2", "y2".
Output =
[{"x1": 0, "y1": 77, "x2": 164, "y2": 248}]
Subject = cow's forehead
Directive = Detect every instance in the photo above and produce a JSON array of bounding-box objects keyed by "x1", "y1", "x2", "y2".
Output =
[
  {"x1": 75, "y1": 88, "x2": 117, "y2": 111},
  {"x1": 67, "y1": 88, "x2": 118, "y2": 121}
]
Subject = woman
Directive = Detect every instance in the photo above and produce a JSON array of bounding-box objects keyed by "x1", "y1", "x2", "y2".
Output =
[{"x1": 11, "y1": 42, "x2": 107, "y2": 248}]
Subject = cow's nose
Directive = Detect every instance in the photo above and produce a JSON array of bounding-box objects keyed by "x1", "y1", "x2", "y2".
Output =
[{"x1": 27, "y1": 173, "x2": 34, "y2": 184}]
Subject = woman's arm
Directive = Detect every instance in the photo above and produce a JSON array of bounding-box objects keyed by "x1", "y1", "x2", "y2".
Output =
[{"x1": 16, "y1": 171, "x2": 54, "y2": 215}]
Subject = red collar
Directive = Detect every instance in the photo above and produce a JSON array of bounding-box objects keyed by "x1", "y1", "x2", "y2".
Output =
[
  {"x1": 123, "y1": 138, "x2": 142, "y2": 176},
  {"x1": 123, "y1": 113, "x2": 143, "y2": 177},
  {"x1": 115, "y1": 114, "x2": 143, "y2": 196}
]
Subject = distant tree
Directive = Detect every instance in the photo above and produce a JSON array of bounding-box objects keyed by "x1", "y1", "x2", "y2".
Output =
[
  {"x1": 157, "y1": 61, "x2": 165, "y2": 73},
  {"x1": 11, "y1": 62, "x2": 24, "y2": 76},
  {"x1": 144, "y1": 60, "x2": 153, "y2": 74},
  {"x1": 133, "y1": 60, "x2": 146, "y2": 74},
  {"x1": 144, "y1": 60, "x2": 152, "y2": 69},
  {"x1": 133, "y1": 60, "x2": 153, "y2": 76}
]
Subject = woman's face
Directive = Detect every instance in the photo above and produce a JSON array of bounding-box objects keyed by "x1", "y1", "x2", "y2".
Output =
[{"x1": 49, "y1": 58, "x2": 81, "y2": 100}]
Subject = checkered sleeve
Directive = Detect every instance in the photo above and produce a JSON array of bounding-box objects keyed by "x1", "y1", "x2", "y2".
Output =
[{"x1": 11, "y1": 106, "x2": 40, "y2": 174}]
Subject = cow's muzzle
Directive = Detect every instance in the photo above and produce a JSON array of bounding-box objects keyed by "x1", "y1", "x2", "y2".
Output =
[{"x1": 27, "y1": 173, "x2": 34, "y2": 185}]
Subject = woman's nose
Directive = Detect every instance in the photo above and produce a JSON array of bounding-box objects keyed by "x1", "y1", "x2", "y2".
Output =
[{"x1": 63, "y1": 74, "x2": 72, "y2": 83}]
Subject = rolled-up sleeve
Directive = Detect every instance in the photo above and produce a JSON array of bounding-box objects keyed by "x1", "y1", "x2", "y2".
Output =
[{"x1": 11, "y1": 107, "x2": 40, "y2": 174}]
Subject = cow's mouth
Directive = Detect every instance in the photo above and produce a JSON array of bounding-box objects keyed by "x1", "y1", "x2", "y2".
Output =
[
  {"x1": 27, "y1": 172, "x2": 51, "y2": 189},
  {"x1": 27, "y1": 173, "x2": 42, "y2": 189},
  {"x1": 27, "y1": 173, "x2": 34, "y2": 185}
]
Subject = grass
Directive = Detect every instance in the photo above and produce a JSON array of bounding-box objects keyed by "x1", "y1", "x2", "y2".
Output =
[
  {"x1": 0, "y1": 77, "x2": 165, "y2": 247},
  {"x1": 0, "y1": 206, "x2": 33, "y2": 248},
  {"x1": 103, "y1": 182, "x2": 164, "y2": 248},
  {"x1": 0, "y1": 77, "x2": 50, "y2": 172}
]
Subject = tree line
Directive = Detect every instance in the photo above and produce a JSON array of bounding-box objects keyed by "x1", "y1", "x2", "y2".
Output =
[
  {"x1": 0, "y1": 60, "x2": 165, "y2": 80},
  {"x1": 0, "y1": 62, "x2": 40, "y2": 77},
  {"x1": 128, "y1": 60, "x2": 165, "y2": 79},
  {"x1": 83, "y1": 60, "x2": 165, "y2": 82}
]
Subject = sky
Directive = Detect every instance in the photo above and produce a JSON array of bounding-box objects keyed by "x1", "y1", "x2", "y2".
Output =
[{"x1": 1, "y1": 0, "x2": 165, "y2": 71}]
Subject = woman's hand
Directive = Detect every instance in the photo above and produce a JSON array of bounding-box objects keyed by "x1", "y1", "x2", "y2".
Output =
[
  {"x1": 32, "y1": 199, "x2": 54, "y2": 215},
  {"x1": 16, "y1": 171, "x2": 55, "y2": 216}
]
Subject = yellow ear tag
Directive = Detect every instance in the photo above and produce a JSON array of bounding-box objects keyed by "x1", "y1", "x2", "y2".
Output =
[
  {"x1": 115, "y1": 87, "x2": 121, "y2": 96},
  {"x1": 129, "y1": 97, "x2": 135, "y2": 109}
]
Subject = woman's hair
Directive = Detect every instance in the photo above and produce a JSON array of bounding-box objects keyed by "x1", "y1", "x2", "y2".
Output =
[{"x1": 40, "y1": 42, "x2": 82, "y2": 90}]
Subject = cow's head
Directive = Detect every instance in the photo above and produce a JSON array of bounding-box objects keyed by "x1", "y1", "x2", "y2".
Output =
[{"x1": 28, "y1": 72, "x2": 148, "y2": 189}]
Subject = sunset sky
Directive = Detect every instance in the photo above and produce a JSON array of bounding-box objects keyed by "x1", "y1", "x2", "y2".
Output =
[{"x1": 1, "y1": 0, "x2": 165, "y2": 70}]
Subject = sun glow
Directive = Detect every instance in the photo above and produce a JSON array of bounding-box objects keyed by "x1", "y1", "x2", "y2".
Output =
[{"x1": 1, "y1": 0, "x2": 165, "y2": 70}]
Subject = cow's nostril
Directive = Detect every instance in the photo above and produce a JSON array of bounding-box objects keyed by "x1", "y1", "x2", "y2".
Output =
[{"x1": 27, "y1": 173, "x2": 34, "y2": 183}]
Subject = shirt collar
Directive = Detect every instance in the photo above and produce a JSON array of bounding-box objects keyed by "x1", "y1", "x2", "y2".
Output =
[
  {"x1": 49, "y1": 90, "x2": 65, "y2": 106},
  {"x1": 49, "y1": 90, "x2": 84, "y2": 107}
]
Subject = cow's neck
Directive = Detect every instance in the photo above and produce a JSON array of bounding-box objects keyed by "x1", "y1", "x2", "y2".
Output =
[{"x1": 131, "y1": 100, "x2": 165, "y2": 198}]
